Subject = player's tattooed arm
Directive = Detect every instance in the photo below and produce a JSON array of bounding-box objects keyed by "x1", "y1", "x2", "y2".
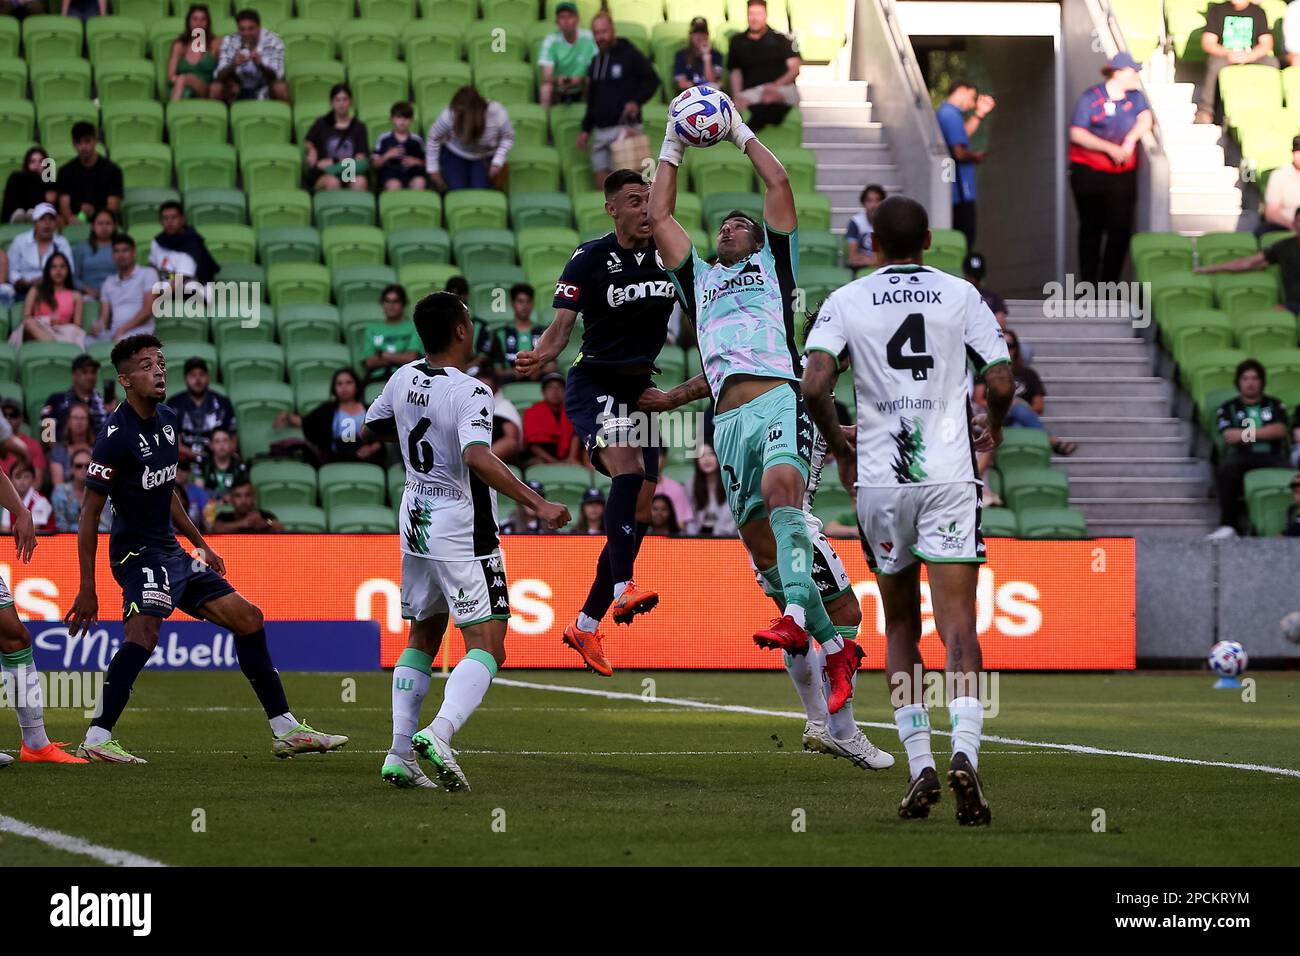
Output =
[
  {"x1": 802, "y1": 351, "x2": 849, "y2": 458},
  {"x1": 171, "y1": 490, "x2": 226, "y2": 576},
  {"x1": 362, "y1": 417, "x2": 398, "y2": 443},
  {"x1": 517, "y1": 308, "x2": 577, "y2": 379},
  {"x1": 638, "y1": 373, "x2": 709, "y2": 412},
  {"x1": 65, "y1": 489, "x2": 108, "y2": 637},
  {"x1": 978, "y1": 362, "x2": 1015, "y2": 451},
  {"x1": 463, "y1": 444, "x2": 572, "y2": 530}
]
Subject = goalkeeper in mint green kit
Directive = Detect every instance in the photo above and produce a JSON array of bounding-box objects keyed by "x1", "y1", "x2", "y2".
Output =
[{"x1": 642, "y1": 107, "x2": 864, "y2": 711}]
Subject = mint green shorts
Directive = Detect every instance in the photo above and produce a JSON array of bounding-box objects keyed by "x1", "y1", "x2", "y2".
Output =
[{"x1": 712, "y1": 382, "x2": 813, "y2": 527}]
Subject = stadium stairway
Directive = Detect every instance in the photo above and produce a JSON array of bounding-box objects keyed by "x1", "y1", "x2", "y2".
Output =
[
  {"x1": 796, "y1": 74, "x2": 903, "y2": 233},
  {"x1": 1008, "y1": 298, "x2": 1217, "y2": 537}
]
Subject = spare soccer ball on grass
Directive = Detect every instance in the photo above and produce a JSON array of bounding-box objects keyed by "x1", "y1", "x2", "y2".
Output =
[
  {"x1": 1208, "y1": 640, "x2": 1248, "y2": 678},
  {"x1": 668, "y1": 84, "x2": 734, "y2": 148},
  {"x1": 1281, "y1": 610, "x2": 1300, "y2": 645}
]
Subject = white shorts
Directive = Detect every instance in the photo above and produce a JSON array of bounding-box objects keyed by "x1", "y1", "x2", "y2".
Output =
[
  {"x1": 750, "y1": 513, "x2": 853, "y2": 604},
  {"x1": 0, "y1": 574, "x2": 10, "y2": 608},
  {"x1": 856, "y1": 483, "x2": 986, "y2": 575},
  {"x1": 400, "y1": 552, "x2": 511, "y2": 626}
]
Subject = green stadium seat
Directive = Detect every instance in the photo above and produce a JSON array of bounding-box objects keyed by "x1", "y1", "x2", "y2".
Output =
[
  {"x1": 788, "y1": 0, "x2": 846, "y2": 62},
  {"x1": 230, "y1": 100, "x2": 292, "y2": 153},
  {"x1": 268, "y1": 262, "x2": 332, "y2": 310},
  {"x1": 501, "y1": 145, "x2": 559, "y2": 195},
  {"x1": 1196, "y1": 231, "x2": 1258, "y2": 266},
  {"x1": 467, "y1": 265, "x2": 526, "y2": 319},
  {"x1": 250, "y1": 189, "x2": 313, "y2": 230},
  {"x1": 1212, "y1": 271, "x2": 1280, "y2": 317},
  {"x1": 175, "y1": 144, "x2": 237, "y2": 192},
  {"x1": 212, "y1": 303, "x2": 276, "y2": 351},
  {"x1": 1001, "y1": 467, "x2": 1069, "y2": 513},
  {"x1": 502, "y1": 381, "x2": 543, "y2": 413},
  {"x1": 1016, "y1": 507, "x2": 1088, "y2": 540},
  {"x1": 379, "y1": 190, "x2": 442, "y2": 231},
  {"x1": 1243, "y1": 467, "x2": 1294, "y2": 535},
  {"x1": 166, "y1": 98, "x2": 228, "y2": 146},
  {"x1": 701, "y1": 192, "x2": 762, "y2": 232},
  {"x1": 229, "y1": 381, "x2": 294, "y2": 426},
  {"x1": 994, "y1": 428, "x2": 1053, "y2": 473},
  {"x1": 1107, "y1": 0, "x2": 1162, "y2": 63},
  {"x1": 337, "y1": 20, "x2": 401, "y2": 68},
  {"x1": 333, "y1": 265, "x2": 397, "y2": 308},
  {"x1": 412, "y1": 61, "x2": 472, "y2": 114},
  {"x1": 31, "y1": 58, "x2": 91, "y2": 106},
  {"x1": 444, "y1": 189, "x2": 508, "y2": 231},
  {"x1": 113, "y1": 143, "x2": 173, "y2": 190},
  {"x1": 116, "y1": 0, "x2": 167, "y2": 21},
  {"x1": 159, "y1": 339, "x2": 218, "y2": 378},
  {"x1": 801, "y1": 266, "x2": 852, "y2": 306},
  {"x1": 349, "y1": 61, "x2": 410, "y2": 118},
  {"x1": 297, "y1": 0, "x2": 356, "y2": 22},
  {"x1": 314, "y1": 190, "x2": 377, "y2": 229},
  {"x1": 153, "y1": 310, "x2": 211, "y2": 344},
  {"x1": 288, "y1": 342, "x2": 353, "y2": 395},
  {"x1": 1151, "y1": 272, "x2": 1215, "y2": 332},
  {"x1": 688, "y1": 148, "x2": 753, "y2": 196},
  {"x1": 1182, "y1": 348, "x2": 1249, "y2": 406},
  {"x1": 473, "y1": 62, "x2": 533, "y2": 106},
  {"x1": 0, "y1": 99, "x2": 35, "y2": 144},
  {"x1": 525, "y1": 464, "x2": 595, "y2": 504},
  {"x1": 452, "y1": 228, "x2": 517, "y2": 268},
  {"x1": 1259, "y1": 346, "x2": 1300, "y2": 395},
  {"x1": 185, "y1": 188, "x2": 247, "y2": 226},
  {"x1": 572, "y1": 191, "x2": 609, "y2": 236},
  {"x1": 794, "y1": 192, "x2": 832, "y2": 232},
  {"x1": 215, "y1": 263, "x2": 266, "y2": 287},
  {"x1": 398, "y1": 263, "x2": 459, "y2": 300},
  {"x1": 276, "y1": 504, "x2": 329, "y2": 532},
  {"x1": 199, "y1": 223, "x2": 256, "y2": 263},
  {"x1": 1234, "y1": 309, "x2": 1297, "y2": 353},
  {"x1": 773, "y1": 147, "x2": 817, "y2": 193},
  {"x1": 1132, "y1": 232, "x2": 1197, "y2": 281},
  {"x1": 387, "y1": 228, "x2": 451, "y2": 269},
  {"x1": 1217, "y1": 64, "x2": 1282, "y2": 125},
  {"x1": 510, "y1": 192, "x2": 572, "y2": 231},
  {"x1": 258, "y1": 226, "x2": 323, "y2": 266},
  {"x1": 22, "y1": 15, "x2": 84, "y2": 61},
  {"x1": 319, "y1": 462, "x2": 388, "y2": 510},
  {"x1": 518, "y1": 227, "x2": 579, "y2": 284},
  {"x1": 94, "y1": 59, "x2": 154, "y2": 104},
  {"x1": 1166, "y1": 308, "x2": 1234, "y2": 366},
  {"x1": 360, "y1": 0, "x2": 418, "y2": 22},
  {"x1": 279, "y1": 20, "x2": 337, "y2": 62},
  {"x1": 322, "y1": 224, "x2": 386, "y2": 270},
  {"x1": 403, "y1": 21, "x2": 465, "y2": 63},
  {"x1": 0, "y1": 17, "x2": 18, "y2": 59},
  {"x1": 465, "y1": 22, "x2": 529, "y2": 70},
  {"x1": 222, "y1": 341, "x2": 287, "y2": 385},
  {"x1": 0, "y1": 57, "x2": 26, "y2": 101},
  {"x1": 87, "y1": 16, "x2": 147, "y2": 64},
  {"x1": 923, "y1": 248, "x2": 964, "y2": 276},
  {"x1": 981, "y1": 507, "x2": 1018, "y2": 538},
  {"x1": 327, "y1": 503, "x2": 398, "y2": 533},
  {"x1": 286, "y1": 59, "x2": 347, "y2": 110},
  {"x1": 507, "y1": 102, "x2": 548, "y2": 148},
  {"x1": 102, "y1": 99, "x2": 163, "y2": 150},
  {"x1": 241, "y1": 145, "x2": 302, "y2": 195},
  {"x1": 279, "y1": 307, "x2": 343, "y2": 348},
  {"x1": 800, "y1": 230, "x2": 840, "y2": 268}
]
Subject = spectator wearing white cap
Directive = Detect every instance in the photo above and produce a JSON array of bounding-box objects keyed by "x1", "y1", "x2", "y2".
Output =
[{"x1": 6, "y1": 202, "x2": 73, "y2": 299}]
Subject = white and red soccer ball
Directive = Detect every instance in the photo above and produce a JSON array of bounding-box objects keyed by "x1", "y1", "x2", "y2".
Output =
[
  {"x1": 1208, "y1": 640, "x2": 1248, "y2": 678},
  {"x1": 668, "y1": 85, "x2": 734, "y2": 148}
]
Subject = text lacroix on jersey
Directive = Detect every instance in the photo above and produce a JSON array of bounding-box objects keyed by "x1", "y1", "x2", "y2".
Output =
[
  {"x1": 806, "y1": 264, "x2": 1009, "y2": 488},
  {"x1": 364, "y1": 362, "x2": 501, "y2": 560}
]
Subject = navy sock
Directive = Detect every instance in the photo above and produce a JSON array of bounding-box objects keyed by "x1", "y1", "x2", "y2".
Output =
[
  {"x1": 580, "y1": 520, "x2": 653, "y2": 621},
  {"x1": 91, "y1": 641, "x2": 150, "y2": 732},
  {"x1": 604, "y1": 474, "x2": 643, "y2": 583},
  {"x1": 234, "y1": 629, "x2": 290, "y2": 719}
]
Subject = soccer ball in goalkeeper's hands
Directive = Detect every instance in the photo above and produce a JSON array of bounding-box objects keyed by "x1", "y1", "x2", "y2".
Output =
[{"x1": 668, "y1": 85, "x2": 734, "y2": 148}]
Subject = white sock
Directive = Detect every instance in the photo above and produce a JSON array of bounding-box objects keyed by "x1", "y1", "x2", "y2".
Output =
[
  {"x1": 391, "y1": 664, "x2": 432, "y2": 758},
  {"x1": 784, "y1": 642, "x2": 827, "y2": 723},
  {"x1": 894, "y1": 703, "x2": 935, "y2": 778},
  {"x1": 269, "y1": 712, "x2": 299, "y2": 737},
  {"x1": 784, "y1": 603, "x2": 807, "y2": 629},
  {"x1": 612, "y1": 581, "x2": 631, "y2": 602},
  {"x1": 1, "y1": 658, "x2": 50, "y2": 750},
  {"x1": 576, "y1": 612, "x2": 600, "y2": 633},
  {"x1": 430, "y1": 650, "x2": 496, "y2": 743},
  {"x1": 84, "y1": 724, "x2": 111, "y2": 746},
  {"x1": 948, "y1": 695, "x2": 984, "y2": 770}
]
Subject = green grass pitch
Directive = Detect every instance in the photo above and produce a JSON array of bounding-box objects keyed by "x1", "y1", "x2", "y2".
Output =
[{"x1": 2, "y1": 670, "x2": 1297, "y2": 866}]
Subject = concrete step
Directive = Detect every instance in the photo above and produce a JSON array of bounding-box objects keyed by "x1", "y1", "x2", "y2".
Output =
[
  {"x1": 1072, "y1": 497, "x2": 1220, "y2": 521},
  {"x1": 1061, "y1": 435, "x2": 1192, "y2": 458},
  {"x1": 1044, "y1": 396, "x2": 1172, "y2": 419},
  {"x1": 1152, "y1": 102, "x2": 1198, "y2": 125},
  {"x1": 1170, "y1": 167, "x2": 1241, "y2": 191},
  {"x1": 1053, "y1": 456, "x2": 1212, "y2": 481},
  {"x1": 1031, "y1": 356, "x2": 1155, "y2": 377},
  {"x1": 1169, "y1": 185, "x2": 1243, "y2": 216},
  {"x1": 817, "y1": 165, "x2": 900, "y2": 188},
  {"x1": 1028, "y1": 337, "x2": 1153, "y2": 359},
  {"x1": 1067, "y1": 475, "x2": 1210, "y2": 498},
  {"x1": 1041, "y1": 416, "x2": 1192, "y2": 439},
  {"x1": 1042, "y1": 376, "x2": 1172, "y2": 401},
  {"x1": 798, "y1": 101, "x2": 875, "y2": 124},
  {"x1": 1005, "y1": 315, "x2": 1139, "y2": 337},
  {"x1": 804, "y1": 142, "x2": 895, "y2": 165},
  {"x1": 1164, "y1": 143, "x2": 1226, "y2": 168},
  {"x1": 1170, "y1": 211, "x2": 1247, "y2": 234},
  {"x1": 1158, "y1": 121, "x2": 1223, "y2": 145},
  {"x1": 796, "y1": 81, "x2": 869, "y2": 102},
  {"x1": 1088, "y1": 519, "x2": 1216, "y2": 537},
  {"x1": 803, "y1": 122, "x2": 886, "y2": 145}
]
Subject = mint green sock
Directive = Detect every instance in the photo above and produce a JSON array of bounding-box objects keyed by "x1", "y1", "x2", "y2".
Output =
[{"x1": 769, "y1": 505, "x2": 837, "y2": 646}]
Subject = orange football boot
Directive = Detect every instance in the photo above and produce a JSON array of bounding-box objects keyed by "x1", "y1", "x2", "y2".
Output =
[
  {"x1": 562, "y1": 624, "x2": 614, "y2": 677},
  {"x1": 753, "y1": 614, "x2": 810, "y2": 654},
  {"x1": 610, "y1": 581, "x2": 659, "y2": 625},
  {"x1": 824, "y1": 640, "x2": 865, "y2": 714},
  {"x1": 20, "y1": 742, "x2": 89, "y2": 764}
]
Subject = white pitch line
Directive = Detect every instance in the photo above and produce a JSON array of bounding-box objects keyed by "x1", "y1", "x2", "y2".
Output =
[
  {"x1": 493, "y1": 677, "x2": 1300, "y2": 780},
  {"x1": 0, "y1": 814, "x2": 168, "y2": 867}
]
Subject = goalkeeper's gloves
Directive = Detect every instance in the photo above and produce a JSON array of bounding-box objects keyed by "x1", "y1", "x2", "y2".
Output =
[
  {"x1": 728, "y1": 119, "x2": 756, "y2": 154},
  {"x1": 658, "y1": 119, "x2": 685, "y2": 167}
]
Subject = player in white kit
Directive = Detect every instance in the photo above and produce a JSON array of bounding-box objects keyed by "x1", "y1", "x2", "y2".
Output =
[
  {"x1": 802, "y1": 196, "x2": 1014, "y2": 825},
  {"x1": 364, "y1": 292, "x2": 571, "y2": 791}
]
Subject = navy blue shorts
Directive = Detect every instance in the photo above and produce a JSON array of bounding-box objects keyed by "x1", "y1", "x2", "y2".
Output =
[
  {"x1": 564, "y1": 364, "x2": 660, "y2": 480},
  {"x1": 111, "y1": 545, "x2": 236, "y2": 620}
]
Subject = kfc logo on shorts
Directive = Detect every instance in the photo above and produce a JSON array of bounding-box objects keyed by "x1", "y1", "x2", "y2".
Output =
[{"x1": 555, "y1": 281, "x2": 580, "y2": 302}]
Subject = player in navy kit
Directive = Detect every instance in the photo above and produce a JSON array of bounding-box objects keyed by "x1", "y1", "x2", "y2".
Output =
[
  {"x1": 516, "y1": 169, "x2": 677, "y2": 676},
  {"x1": 65, "y1": 335, "x2": 349, "y2": 764}
]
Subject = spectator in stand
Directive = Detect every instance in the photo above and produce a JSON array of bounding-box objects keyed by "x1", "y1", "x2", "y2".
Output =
[
  {"x1": 94, "y1": 232, "x2": 159, "y2": 344},
  {"x1": 174, "y1": 457, "x2": 209, "y2": 531},
  {"x1": 538, "y1": 2, "x2": 598, "y2": 109},
  {"x1": 426, "y1": 86, "x2": 514, "y2": 192},
  {"x1": 305, "y1": 84, "x2": 370, "y2": 193},
  {"x1": 52, "y1": 446, "x2": 92, "y2": 532},
  {"x1": 43, "y1": 398, "x2": 90, "y2": 487},
  {"x1": 41, "y1": 353, "x2": 106, "y2": 441},
  {"x1": 728, "y1": 0, "x2": 801, "y2": 133},
  {"x1": 1283, "y1": 473, "x2": 1300, "y2": 535},
  {"x1": 211, "y1": 477, "x2": 284, "y2": 534},
  {"x1": 56, "y1": 122, "x2": 123, "y2": 228},
  {"x1": 675, "y1": 17, "x2": 725, "y2": 92},
  {"x1": 2, "y1": 147, "x2": 56, "y2": 224},
  {"x1": 373, "y1": 102, "x2": 427, "y2": 192},
  {"x1": 165, "y1": 356, "x2": 236, "y2": 462},
  {"x1": 1068, "y1": 53, "x2": 1152, "y2": 285},
  {"x1": 361, "y1": 284, "x2": 420, "y2": 385},
  {"x1": 1294, "y1": 406, "x2": 1300, "y2": 467},
  {"x1": 936, "y1": 80, "x2": 995, "y2": 251},
  {"x1": 1258, "y1": 136, "x2": 1300, "y2": 235},
  {"x1": 168, "y1": 4, "x2": 224, "y2": 102},
  {"x1": 570, "y1": 487, "x2": 606, "y2": 534},
  {"x1": 275, "y1": 368, "x2": 385, "y2": 465},
  {"x1": 962, "y1": 252, "x2": 1009, "y2": 328},
  {"x1": 73, "y1": 209, "x2": 117, "y2": 300},
  {"x1": 1196, "y1": 208, "x2": 1300, "y2": 311},
  {"x1": 500, "y1": 480, "x2": 546, "y2": 534},
  {"x1": 2, "y1": 462, "x2": 53, "y2": 533},
  {"x1": 62, "y1": 0, "x2": 105, "y2": 21},
  {"x1": 523, "y1": 372, "x2": 583, "y2": 465},
  {"x1": 151, "y1": 200, "x2": 220, "y2": 295},
  {"x1": 0, "y1": 400, "x2": 38, "y2": 482},
  {"x1": 210, "y1": 8, "x2": 289, "y2": 104},
  {"x1": 478, "y1": 283, "x2": 547, "y2": 382},
  {"x1": 12, "y1": 253, "x2": 84, "y2": 348},
  {"x1": 845, "y1": 184, "x2": 886, "y2": 269},
  {"x1": 685, "y1": 443, "x2": 737, "y2": 537},
  {"x1": 0, "y1": 1, "x2": 45, "y2": 18},
  {"x1": 445, "y1": 274, "x2": 491, "y2": 359},
  {"x1": 1286, "y1": 0, "x2": 1300, "y2": 65},
  {"x1": 973, "y1": 329, "x2": 1075, "y2": 455},
  {"x1": 7, "y1": 203, "x2": 73, "y2": 299},
  {"x1": 194, "y1": 427, "x2": 248, "y2": 514},
  {"x1": 472, "y1": 365, "x2": 523, "y2": 465},
  {"x1": 1208, "y1": 359, "x2": 1290, "y2": 539},
  {"x1": 1197, "y1": 0, "x2": 1278, "y2": 124},
  {"x1": 577, "y1": 13, "x2": 658, "y2": 190},
  {"x1": 648, "y1": 493, "x2": 681, "y2": 537},
  {"x1": 654, "y1": 448, "x2": 694, "y2": 528}
]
